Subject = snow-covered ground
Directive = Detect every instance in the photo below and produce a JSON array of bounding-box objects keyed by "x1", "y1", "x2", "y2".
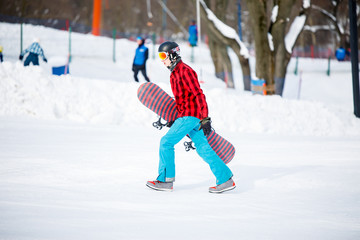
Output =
[{"x1": 1, "y1": 22, "x2": 360, "y2": 239}]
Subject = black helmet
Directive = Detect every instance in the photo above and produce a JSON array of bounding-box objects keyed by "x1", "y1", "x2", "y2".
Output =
[{"x1": 158, "y1": 41, "x2": 180, "y2": 62}]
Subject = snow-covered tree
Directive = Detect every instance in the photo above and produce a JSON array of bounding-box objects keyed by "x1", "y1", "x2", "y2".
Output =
[
  {"x1": 199, "y1": 0, "x2": 251, "y2": 90},
  {"x1": 245, "y1": 0, "x2": 310, "y2": 96}
]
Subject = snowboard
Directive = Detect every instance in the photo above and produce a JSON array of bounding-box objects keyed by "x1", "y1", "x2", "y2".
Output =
[{"x1": 137, "y1": 82, "x2": 235, "y2": 164}]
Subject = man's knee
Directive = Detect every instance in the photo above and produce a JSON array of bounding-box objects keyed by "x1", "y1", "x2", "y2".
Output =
[{"x1": 160, "y1": 135, "x2": 175, "y2": 150}]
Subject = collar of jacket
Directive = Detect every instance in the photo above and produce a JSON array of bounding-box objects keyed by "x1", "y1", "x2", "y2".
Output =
[{"x1": 168, "y1": 58, "x2": 182, "y2": 72}]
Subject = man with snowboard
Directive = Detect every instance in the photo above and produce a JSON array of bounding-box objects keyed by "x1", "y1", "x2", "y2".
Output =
[{"x1": 146, "y1": 41, "x2": 235, "y2": 193}]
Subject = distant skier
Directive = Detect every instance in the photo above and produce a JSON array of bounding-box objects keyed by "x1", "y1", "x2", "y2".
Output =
[
  {"x1": 188, "y1": 20, "x2": 198, "y2": 47},
  {"x1": 19, "y1": 38, "x2": 47, "y2": 66},
  {"x1": 132, "y1": 37, "x2": 150, "y2": 82},
  {"x1": 146, "y1": 41, "x2": 235, "y2": 193}
]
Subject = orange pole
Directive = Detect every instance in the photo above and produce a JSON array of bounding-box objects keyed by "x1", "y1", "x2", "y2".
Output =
[
  {"x1": 92, "y1": 0, "x2": 102, "y2": 36},
  {"x1": 263, "y1": 82, "x2": 267, "y2": 95}
]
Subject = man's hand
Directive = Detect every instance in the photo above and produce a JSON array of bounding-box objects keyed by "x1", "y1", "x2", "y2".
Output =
[
  {"x1": 19, "y1": 55, "x2": 23, "y2": 61},
  {"x1": 199, "y1": 117, "x2": 212, "y2": 136}
]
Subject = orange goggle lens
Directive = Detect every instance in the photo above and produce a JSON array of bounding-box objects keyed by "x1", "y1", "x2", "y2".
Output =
[{"x1": 158, "y1": 52, "x2": 168, "y2": 60}]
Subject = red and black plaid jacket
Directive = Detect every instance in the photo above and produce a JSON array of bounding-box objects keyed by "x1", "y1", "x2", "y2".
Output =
[{"x1": 170, "y1": 60, "x2": 208, "y2": 120}]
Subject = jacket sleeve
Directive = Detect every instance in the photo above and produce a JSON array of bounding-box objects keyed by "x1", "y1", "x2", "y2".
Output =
[
  {"x1": 145, "y1": 48, "x2": 149, "y2": 61},
  {"x1": 39, "y1": 47, "x2": 46, "y2": 59},
  {"x1": 20, "y1": 46, "x2": 30, "y2": 56},
  {"x1": 182, "y1": 68, "x2": 209, "y2": 118}
]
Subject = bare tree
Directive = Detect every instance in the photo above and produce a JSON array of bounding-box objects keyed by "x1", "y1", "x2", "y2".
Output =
[
  {"x1": 310, "y1": 0, "x2": 356, "y2": 49},
  {"x1": 244, "y1": 0, "x2": 310, "y2": 95},
  {"x1": 200, "y1": 0, "x2": 251, "y2": 90},
  {"x1": 204, "y1": 0, "x2": 234, "y2": 88}
]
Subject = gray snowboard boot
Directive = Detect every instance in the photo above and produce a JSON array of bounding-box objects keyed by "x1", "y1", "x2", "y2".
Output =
[
  {"x1": 209, "y1": 178, "x2": 236, "y2": 193},
  {"x1": 146, "y1": 180, "x2": 173, "y2": 192}
]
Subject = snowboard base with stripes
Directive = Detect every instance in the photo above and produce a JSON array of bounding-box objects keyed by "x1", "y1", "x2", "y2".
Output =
[{"x1": 137, "y1": 82, "x2": 235, "y2": 164}]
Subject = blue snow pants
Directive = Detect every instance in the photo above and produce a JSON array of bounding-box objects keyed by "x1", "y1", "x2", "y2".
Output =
[
  {"x1": 24, "y1": 53, "x2": 39, "y2": 66},
  {"x1": 157, "y1": 116, "x2": 233, "y2": 185}
]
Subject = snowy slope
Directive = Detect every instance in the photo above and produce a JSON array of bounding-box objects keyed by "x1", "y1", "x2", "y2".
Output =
[
  {"x1": 0, "y1": 23, "x2": 359, "y2": 137},
  {"x1": 1, "y1": 22, "x2": 360, "y2": 240},
  {"x1": 1, "y1": 60, "x2": 359, "y2": 136}
]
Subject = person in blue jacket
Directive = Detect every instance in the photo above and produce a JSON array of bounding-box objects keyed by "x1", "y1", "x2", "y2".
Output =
[
  {"x1": 188, "y1": 20, "x2": 198, "y2": 47},
  {"x1": 132, "y1": 37, "x2": 150, "y2": 82},
  {"x1": 19, "y1": 38, "x2": 47, "y2": 66}
]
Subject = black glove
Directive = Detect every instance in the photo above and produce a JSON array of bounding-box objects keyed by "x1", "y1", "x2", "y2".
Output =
[
  {"x1": 43, "y1": 58, "x2": 47, "y2": 63},
  {"x1": 19, "y1": 55, "x2": 23, "y2": 61},
  {"x1": 199, "y1": 117, "x2": 212, "y2": 136}
]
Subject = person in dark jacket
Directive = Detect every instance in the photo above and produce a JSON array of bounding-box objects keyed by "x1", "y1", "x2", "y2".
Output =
[
  {"x1": 19, "y1": 38, "x2": 47, "y2": 66},
  {"x1": 132, "y1": 37, "x2": 150, "y2": 82},
  {"x1": 146, "y1": 41, "x2": 235, "y2": 194}
]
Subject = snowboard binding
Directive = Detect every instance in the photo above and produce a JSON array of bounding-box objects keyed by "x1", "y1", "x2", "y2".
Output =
[
  {"x1": 152, "y1": 117, "x2": 167, "y2": 130},
  {"x1": 184, "y1": 141, "x2": 196, "y2": 151},
  {"x1": 153, "y1": 117, "x2": 175, "y2": 130}
]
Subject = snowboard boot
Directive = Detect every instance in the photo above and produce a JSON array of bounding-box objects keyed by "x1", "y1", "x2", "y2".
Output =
[
  {"x1": 209, "y1": 178, "x2": 236, "y2": 193},
  {"x1": 146, "y1": 180, "x2": 173, "y2": 192}
]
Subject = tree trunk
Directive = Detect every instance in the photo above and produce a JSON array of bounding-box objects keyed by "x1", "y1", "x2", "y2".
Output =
[
  {"x1": 206, "y1": 0, "x2": 235, "y2": 88},
  {"x1": 245, "y1": 0, "x2": 275, "y2": 94},
  {"x1": 200, "y1": 0, "x2": 251, "y2": 90},
  {"x1": 246, "y1": 0, "x2": 308, "y2": 96},
  {"x1": 208, "y1": 35, "x2": 224, "y2": 80},
  {"x1": 208, "y1": 38, "x2": 235, "y2": 88},
  {"x1": 270, "y1": 0, "x2": 296, "y2": 95}
]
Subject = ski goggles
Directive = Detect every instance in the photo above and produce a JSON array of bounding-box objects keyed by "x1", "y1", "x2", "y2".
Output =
[{"x1": 158, "y1": 52, "x2": 169, "y2": 61}]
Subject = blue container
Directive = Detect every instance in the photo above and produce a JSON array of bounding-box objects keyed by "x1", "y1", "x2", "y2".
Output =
[
  {"x1": 52, "y1": 65, "x2": 69, "y2": 76},
  {"x1": 335, "y1": 48, "x2": 346, "y2": 61},
  {"x1": 251, "y1": 79, "x2": 266, "y2": 95}
]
